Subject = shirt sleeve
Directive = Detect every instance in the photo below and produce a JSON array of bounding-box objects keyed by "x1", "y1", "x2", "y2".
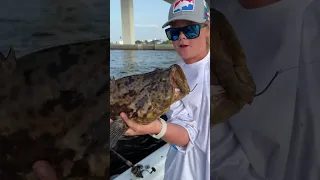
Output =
[{"x1": 165, "y1": 100, "x2": 199, "y2": 153}]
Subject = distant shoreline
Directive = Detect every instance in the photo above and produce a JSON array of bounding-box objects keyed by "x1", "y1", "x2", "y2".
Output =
[{"x1": 110, "y1": 44, "x2": 175, "y2": 50}]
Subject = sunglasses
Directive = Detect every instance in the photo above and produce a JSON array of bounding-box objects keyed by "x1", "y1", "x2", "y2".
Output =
[{"x1": 165, "y1": 23, "x2": 207, "y2": 41}]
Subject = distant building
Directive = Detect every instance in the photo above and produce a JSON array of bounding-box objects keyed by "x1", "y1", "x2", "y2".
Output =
[{"x1": 156, "y1": 39, "x2": 163, "y2": 44}]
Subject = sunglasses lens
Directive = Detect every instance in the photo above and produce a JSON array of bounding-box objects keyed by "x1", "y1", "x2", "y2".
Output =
[
  {"x1": 183, "y1": 24, "x2": 200, "y2": 39},
  {"x1": 166, "y1": 29, "x2": 180, "y2": 41}
]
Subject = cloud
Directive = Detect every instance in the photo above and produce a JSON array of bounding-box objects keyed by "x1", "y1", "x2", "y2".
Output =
[{"x1": 134, "y1": 24, "x2": 159, "y2": 28}]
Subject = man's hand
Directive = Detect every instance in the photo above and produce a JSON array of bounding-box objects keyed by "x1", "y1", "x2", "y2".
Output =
[
  {"x1": 120, "y1": 112, "x2": 162, "y2": 136},
  {"x1": 117, "y1": 112, "x2": 191, "y2": 146}
]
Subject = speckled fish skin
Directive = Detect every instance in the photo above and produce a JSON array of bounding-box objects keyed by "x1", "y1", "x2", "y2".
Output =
[
  {"x1": 210, "y1": 8, "x2": 256, "y2": 127},
  {"x1": 0, "y1": 38, "x2": 110, "y2": 179},
  {"x1": 109, "y1": 64, "x2": 190, "y2": 148}
]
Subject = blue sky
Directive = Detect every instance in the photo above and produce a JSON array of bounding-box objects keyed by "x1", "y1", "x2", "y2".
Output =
[{"x1": 110, "y1": 0, "x2": 171, "y2": 42}]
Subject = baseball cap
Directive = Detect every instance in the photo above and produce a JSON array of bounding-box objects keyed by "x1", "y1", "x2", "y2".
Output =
[{"x1": 162, "y1": 0, "x2": 210, "y2": 28}]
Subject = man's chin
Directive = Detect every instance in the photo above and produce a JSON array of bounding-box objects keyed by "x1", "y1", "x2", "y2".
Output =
[{"x1": 178, "y1": 51, "x2": 192, "y2": 60}]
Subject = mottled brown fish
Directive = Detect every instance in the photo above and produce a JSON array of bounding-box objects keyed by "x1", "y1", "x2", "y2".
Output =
[
  {"x1": 109, "y1": 64, "x2": 190, "y2": 148},
  {"x1": 0, "y1": 38, "x2": 109, "y2": 179},
  {"x1": 210, "y1": 8, "x2": 256, "y2": 127}
]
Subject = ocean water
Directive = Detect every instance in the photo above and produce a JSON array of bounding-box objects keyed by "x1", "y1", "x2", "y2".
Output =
[{"x1": 110, "y1": 50, "x2": 179, "y2": 79}]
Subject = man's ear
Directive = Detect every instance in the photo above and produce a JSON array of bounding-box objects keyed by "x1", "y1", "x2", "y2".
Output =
[{"x1": 206, "y1": 25, "x2": 210, "y2": 38}]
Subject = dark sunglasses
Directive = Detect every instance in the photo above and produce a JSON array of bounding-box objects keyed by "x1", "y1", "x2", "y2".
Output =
[{"x1": 165, "y1": 23, "x2": 207, "y2": 41}]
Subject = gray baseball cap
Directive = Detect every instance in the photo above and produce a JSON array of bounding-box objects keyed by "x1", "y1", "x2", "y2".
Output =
[{"x1": 162, "y1": 0, "x2": 210, "y2": 28}]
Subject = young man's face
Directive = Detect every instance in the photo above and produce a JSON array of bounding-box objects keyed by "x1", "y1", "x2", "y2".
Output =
[{"x1": 170, "y1": 20, "x2": 210, "y2": 64}]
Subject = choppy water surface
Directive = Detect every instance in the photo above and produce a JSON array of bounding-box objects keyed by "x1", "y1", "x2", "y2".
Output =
[
  {"x1": 110, "y1": 50, "x2": 179, "y2": 78},
  {"x1": 110, "y1": 50, "x2": 180, "y2": 176}
]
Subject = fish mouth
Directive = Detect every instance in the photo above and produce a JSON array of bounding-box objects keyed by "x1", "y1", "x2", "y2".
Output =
[{"x1": 169, "y1": 64, "x2": 190, "y2": 101}]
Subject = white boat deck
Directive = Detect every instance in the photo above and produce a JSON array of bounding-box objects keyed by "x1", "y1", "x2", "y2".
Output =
[{"x1": 112, "y1": 143, "x2": 170, "y2": 180}]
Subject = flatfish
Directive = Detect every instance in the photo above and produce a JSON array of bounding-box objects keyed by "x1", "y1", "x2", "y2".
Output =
[{"x1": 109, "y1": 64, "x2": 190, "y2": 148}]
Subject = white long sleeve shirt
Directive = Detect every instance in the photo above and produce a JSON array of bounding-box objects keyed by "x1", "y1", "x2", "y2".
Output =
[
  {"x1": 163, "y1": 51, "x2": 210, "y2": 180},
  {"x1": 210, "y1": 0, "x2": 320, "y2": 179}
]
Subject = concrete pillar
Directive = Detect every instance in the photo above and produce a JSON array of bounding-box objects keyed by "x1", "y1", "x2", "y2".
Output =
[{"x1": 120, "y1": 0, "x2": 135, "y2": 44}]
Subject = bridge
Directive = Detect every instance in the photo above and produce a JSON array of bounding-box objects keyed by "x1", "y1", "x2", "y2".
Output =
[{"x1": 120, "y1": 0, "x2": 174, "y2": 44}]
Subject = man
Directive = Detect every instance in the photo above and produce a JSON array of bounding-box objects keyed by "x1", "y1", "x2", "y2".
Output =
[
  {"x1": 118, "y1": 0, "x2": 211, "y2": 179},
  {"x1": 210, "y1": 0, "x2": 320, "y2": 179}
]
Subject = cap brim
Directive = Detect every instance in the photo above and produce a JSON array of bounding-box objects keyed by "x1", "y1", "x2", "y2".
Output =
[
  {"x1": 162, "y1": 15, "x2": 206, "y2": 28},
  {"x1": 162, "y1": 18, "x2": 177, "y2": 28}
]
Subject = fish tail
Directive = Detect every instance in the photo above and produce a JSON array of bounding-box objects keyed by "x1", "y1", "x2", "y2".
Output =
[{"x1": 110, "y1": 120, "x2": 128, "y2": 148}]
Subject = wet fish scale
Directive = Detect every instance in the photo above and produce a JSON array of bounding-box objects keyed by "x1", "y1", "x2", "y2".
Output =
[
  {"x1": 0, "y1": 38, "x2": 110, "y2": 179},
  {"x1": 108, "y1": 64, "x2": 190, "y2": 148}
]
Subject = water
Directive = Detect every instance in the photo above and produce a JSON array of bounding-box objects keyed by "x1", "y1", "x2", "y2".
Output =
[
  {"x1": 110, "y1": 50, "x2": 180, "y2": 79},
  {"x1": 110, "y1": 50, "x2": 180, "y2": 176},
  {"x1": 0, "y1": 0, "x2": 108, "y2": 57}
]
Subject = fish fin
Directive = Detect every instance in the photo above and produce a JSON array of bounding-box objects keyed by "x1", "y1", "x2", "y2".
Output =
[
  {"x1": 0, "y1": 47, "x2": 16, "y2": 75},
  {"x1": 110, "y1": 76, "x2": 118, "y2": 93},
  {"x1": 111, "y1": 76, "x2": 116, "y2": 83},
  {"x1": 110, "y1": 119, "x2": 128, "y2": 148}
]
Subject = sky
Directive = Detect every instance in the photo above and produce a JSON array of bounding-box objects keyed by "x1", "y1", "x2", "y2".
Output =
[{"x1": 110, "y1": 0, "x2": 171, "y2": 42}]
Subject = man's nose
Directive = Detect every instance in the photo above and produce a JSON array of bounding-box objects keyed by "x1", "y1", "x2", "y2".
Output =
[{"x1": 178, "y1": 31, "x2": 186, "y2": 40}]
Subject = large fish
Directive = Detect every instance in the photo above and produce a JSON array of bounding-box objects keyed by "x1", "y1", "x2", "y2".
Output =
[
  {"x1": 210, "y1": 8, "x2": 256, "y2": 127},
  {"x1": 0, "y1": 38, "x2": 109, "y2": 179},
  {"x1": 108, "y1": 64, "x2": 190, "y2": 148}
]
